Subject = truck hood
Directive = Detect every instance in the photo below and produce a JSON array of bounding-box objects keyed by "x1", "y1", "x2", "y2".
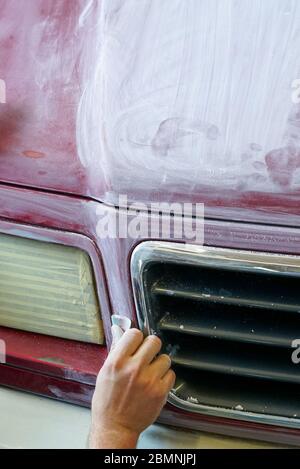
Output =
[{"x1": 1, "y1": 0, "x2": 300, "y2": 226}]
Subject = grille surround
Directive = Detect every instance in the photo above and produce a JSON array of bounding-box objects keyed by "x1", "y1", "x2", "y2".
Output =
[{"x1": 131, "y1": 241, "x2": 300, "y2": 429}]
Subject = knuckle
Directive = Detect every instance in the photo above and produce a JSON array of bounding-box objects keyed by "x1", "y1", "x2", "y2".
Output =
[
  {"x1": 127, "y1": 328, "x2": 144, "y2": 341},
  {"x1": 107, "y1": 355, "x2": 124, "y2": 373},
  {"x1": 147, "y1": 335, "x2": 162, "y2": 348},
  {"x1": 127, "y1": 361, "x2": 142, "y2": 378}
]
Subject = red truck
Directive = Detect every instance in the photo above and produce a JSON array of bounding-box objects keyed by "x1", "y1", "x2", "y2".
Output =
[{"x1": 0, "y1": 0, "x2": 299, "y2": 448}]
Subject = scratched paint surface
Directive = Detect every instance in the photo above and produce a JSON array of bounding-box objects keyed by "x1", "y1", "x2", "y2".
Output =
[
  {"x1": 0, "y1": 0, "x2": 89, "y2": 194},
  {"x1": 1, "y1": 0, "x2": 300, "y2": 219}
]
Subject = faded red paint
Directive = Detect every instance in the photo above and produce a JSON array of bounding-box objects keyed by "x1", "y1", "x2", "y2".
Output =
[
  {"x1": 0, "y1": 0, "x2": 89, "y2": 195},
  {"x1": 0, "y1": 326, "x2": 107, "y2": 385}
]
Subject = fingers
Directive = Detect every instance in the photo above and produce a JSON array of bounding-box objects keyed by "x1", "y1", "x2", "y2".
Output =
[
  {"x1": 110, "y1": 328, "x2": 144, "y2": 359},
  {"x1": 162, "y1": 369, "x2": 176, "y2": 393},
  {"x1": 133, "y1": 335, "x2": 162, "y2": 365},
  {"x1": 150, "y1": 354, "x2": 172, "y2": 378}
]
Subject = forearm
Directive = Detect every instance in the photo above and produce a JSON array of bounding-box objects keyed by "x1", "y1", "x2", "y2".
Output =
[{"x1": 89, "y1": 423, "x2": 139, "y2": 449}]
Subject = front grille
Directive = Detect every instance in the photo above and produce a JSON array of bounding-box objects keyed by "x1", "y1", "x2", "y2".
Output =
[{"x1": 131, "y1": 241, "x2": 300, "y2": 427}]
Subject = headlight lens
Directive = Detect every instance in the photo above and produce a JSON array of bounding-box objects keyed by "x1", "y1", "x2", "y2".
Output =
[{"x1": 0, "y1": 233, "x2": 104, "y2": 344}]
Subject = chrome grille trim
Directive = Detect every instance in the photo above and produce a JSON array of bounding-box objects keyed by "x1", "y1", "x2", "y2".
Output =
[{"x1": 131, "y1": 241, "x2": 300, "y2": 428}]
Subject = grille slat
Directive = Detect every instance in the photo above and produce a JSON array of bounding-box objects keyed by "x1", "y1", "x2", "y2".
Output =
[
  {"x1": 159, "y1": 311, "x2": 294, "y2": 348},
  {"x1": 153, "y1": 281, "x2": 300, "y2": 313},
  {"x1": 168, "y1": 337, "x2": 299, "y2": 384},
  {"x1": 132, "y1": 242, "x2": 300, "y2": 427}
]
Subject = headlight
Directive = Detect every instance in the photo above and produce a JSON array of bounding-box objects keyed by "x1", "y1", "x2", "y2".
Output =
[{"x1": 0, "y1": 233, "x2": 104, "y2": 344}]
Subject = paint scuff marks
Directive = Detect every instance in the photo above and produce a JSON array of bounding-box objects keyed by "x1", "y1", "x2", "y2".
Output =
[
  {"x1": 77, "y1": 0, "x2": 300, "y2": 197},
  {"x1": 152, "y1": 118, "x2": 220, "y2": 157},
  {"x1": 265, "y1": 146, "x2": 300, "y2": 189}
]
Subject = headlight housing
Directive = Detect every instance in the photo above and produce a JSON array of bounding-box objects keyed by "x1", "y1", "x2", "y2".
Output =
[{"x1": 0, "y1": 233, "x2": 104, "y2": 344}]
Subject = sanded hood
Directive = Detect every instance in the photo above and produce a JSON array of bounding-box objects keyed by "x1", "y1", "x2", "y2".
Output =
[{"x1": 1, "y1": 0, "x2": 300, "y2": 226}]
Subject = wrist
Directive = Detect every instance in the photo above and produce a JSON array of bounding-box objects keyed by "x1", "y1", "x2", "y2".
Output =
[{"x1": 89, "y1": 422, "x2": 139, "y2": 449}]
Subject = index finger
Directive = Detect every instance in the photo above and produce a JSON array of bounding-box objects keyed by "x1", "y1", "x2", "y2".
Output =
[{"x1": 110, "y1": 328, "x2": 144, "y2": 358}]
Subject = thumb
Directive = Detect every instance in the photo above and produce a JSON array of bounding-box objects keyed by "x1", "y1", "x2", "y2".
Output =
[{"x1": 111, "y1": 324, "x2": 124, "y2": 351}]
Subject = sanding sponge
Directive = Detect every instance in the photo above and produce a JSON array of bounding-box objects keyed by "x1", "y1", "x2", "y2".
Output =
[{"x1": 111, "y1": 314, "x2": 132, "y2": 344}]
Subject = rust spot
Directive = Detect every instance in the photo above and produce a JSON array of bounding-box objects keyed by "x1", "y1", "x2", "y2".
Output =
[{"x1": 22, "y1": 150, "x2": 45, "y2": 159}]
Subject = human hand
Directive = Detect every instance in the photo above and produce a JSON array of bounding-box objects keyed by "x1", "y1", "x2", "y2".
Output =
[{"x1": 89, "y1": 327, "x2": 175, "y2": 449}]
